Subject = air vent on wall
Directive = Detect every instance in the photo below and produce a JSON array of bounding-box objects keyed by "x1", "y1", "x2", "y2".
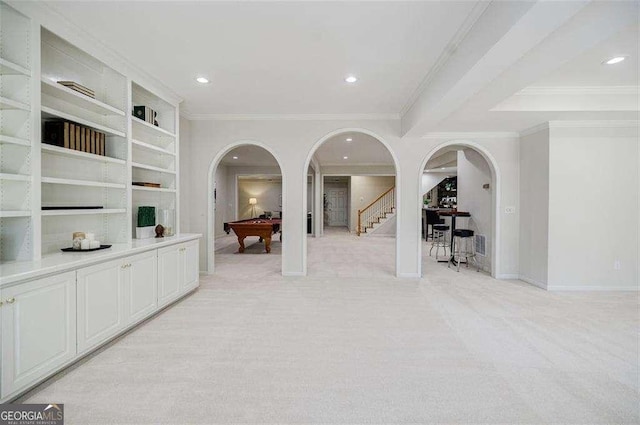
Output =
[{"x1": 475, "y1": 234, "x2": 487, "y2": 257}]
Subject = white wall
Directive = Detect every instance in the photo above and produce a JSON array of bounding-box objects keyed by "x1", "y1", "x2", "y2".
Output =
[
  {"x1": 547, "y1": 124, "x2": 638, "y2": 290},
  {"x1": 237, "y1": 179, "x2": 282, "y2": 219},
  {"x1": 519, "y1": 128, "x2": 550, "y2": 287},
  {"x1": 457, "y1": 149, "x2": 492, "y2": 271},
  {"x1": 349, "y1": 176, "x2": 395, "y2": 233},
  {"x1": 187, "y1": 118, "x2": 521, "y2": 277},
  {"x1": 421, "y1": 172, "x2": 450, "y2": 196},
  {"x1": 179, "y1": 117, "x2": 191, "y2": 233}
]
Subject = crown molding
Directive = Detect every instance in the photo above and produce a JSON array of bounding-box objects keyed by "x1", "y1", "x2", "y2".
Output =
[
  {"x1": 422, "y1": 132, "x2": 519, "y2": 140},
  {"x1": 181, "y1": 113, "x2": 401, "y2": 121},
  {"x1": 517, "y1": 86, "x2": 639, "y2": 96},
  {"x1": 320, "y1": 162, "x2": 395, "y2": 167},
  {"x1": 400, "y1": 1, "x2": 492, "y2": 117},
  {"x1": 9, "y1": 1, "x2": 183, "y2": 106},
  {"x1": 549, "y1": 120, "x2": 639, "y2": 128},
  {"x1": 520, "y1": 120, "x2": 639, "y2": 137}
]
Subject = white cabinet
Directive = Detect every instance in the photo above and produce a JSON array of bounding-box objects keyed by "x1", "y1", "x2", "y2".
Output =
[
  {"x1": 182, "y1": 240, "x2": 199, "y2": 292},
  {"x1": 77, "y1": 251, "x2": 159, "y2": 353},
  {"x1": 76, "y1": 259, "x2": 125, "y2": 354},
  {"x1": 1, "y1": 271, "x2": 76, "y2": 398},
  {"x1": 157, "y1": 244, "x2": 181, "y2": 307},
  {"x1": 158, "y1": 240, "x2": 199, "y2": 307},
  {"x1": 124, "y1": 250, "x2": 157, "y2": 325}
]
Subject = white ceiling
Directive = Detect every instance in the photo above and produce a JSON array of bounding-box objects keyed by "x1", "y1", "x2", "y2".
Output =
[
  {"x1": 531, "y1": 25, "x2": 638, "y2": 87},
  {"x1": 44, "y1": 0, "x2": 480, "y2": 116},
  {"x1": 219, "y1": 145, "x2": 279, "y2": 167},
  {"x1": 313, "y1": 132, "x2": 394, "y2": 166}
]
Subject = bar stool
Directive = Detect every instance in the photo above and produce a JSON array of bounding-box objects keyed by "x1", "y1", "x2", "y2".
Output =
[
  {"x1": 449, "y1": 229, "x2": 480, "y2": 272},
  {"x1": 429, "y1": 224, "x2": 450, "y2": 260}
]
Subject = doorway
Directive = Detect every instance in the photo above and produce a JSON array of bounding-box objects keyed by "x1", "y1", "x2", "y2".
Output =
[
  {"x1": 419, "y1": 142, "x2": 499, "y2": 278},
  {"x1": 207, "y1": 143, "x2": 284, "y2": 276}
]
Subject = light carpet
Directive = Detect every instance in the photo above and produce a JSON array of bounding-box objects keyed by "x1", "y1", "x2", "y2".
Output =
[{"x1": 19, "y1": 235, "x2": 639, "y2": 424}]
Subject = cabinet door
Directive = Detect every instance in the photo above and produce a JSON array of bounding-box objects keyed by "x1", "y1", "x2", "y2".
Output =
[
  {"x1": 1, "y1": 272, "x2": 76, "y2": 398},
  {"x1": 181, "y1": 240, "x2": 199, "y2": 292},
  {"x1": 125, "y1": 250, "x2": 157, "y2": 325},
  {"x1": 76, "y1": 259, "x2": 125, "y2": 354},
  {"x1": 157, "y1": 245, "x2": 181, "y2": 307}
]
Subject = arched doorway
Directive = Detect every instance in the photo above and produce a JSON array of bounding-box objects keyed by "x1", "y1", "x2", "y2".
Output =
[
  {"x1": 207, "y1": 142, "x2": 285, "y2": 275},
  {"x1": 302, "y1": 129, "x2": 401, "y2": 277},
  {"x1": 418, "y1": 141, "x2": 501, "y2": 278}
]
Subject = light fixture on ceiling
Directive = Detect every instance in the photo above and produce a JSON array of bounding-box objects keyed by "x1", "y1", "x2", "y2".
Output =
[
  {"x1": 345, "y1": 138, "x2": 353, "y2": 142},
  {"x1": 603, "y1": 56, "x2": 626, "y2": 65},
  {"x1": 345, "y1": 75, "x2": 358, "y2": 83},
  {"x1": 232, "y1": 156, "x2": 238, "y2": 160},
  {"x1": 196, "y1": 76, "x2": 210, "y2": 84},
  {"x1": 343, "y1": 156, "x2": 349, "y2": 160}
]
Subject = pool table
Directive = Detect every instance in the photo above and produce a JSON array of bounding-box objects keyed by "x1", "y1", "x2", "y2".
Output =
[{"x1": 227, "y1": 218, "x2": 281, "y2": 253}]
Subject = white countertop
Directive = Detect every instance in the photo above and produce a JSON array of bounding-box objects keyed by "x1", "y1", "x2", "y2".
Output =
[{"x1": 0, "y1": 233, "x2": 202, "y2": 287}]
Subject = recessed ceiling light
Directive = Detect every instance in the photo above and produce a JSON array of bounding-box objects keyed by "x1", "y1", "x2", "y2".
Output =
[
  {"x1": 232, "y1": 156, "x2": 238, "y2": 160},
  {"x1": 604, "y1": 56, "x2": 626, "y2": 65},
  {"x1": 441, "y1": 167, "x2": 446, "y2": 169},
  {"x1": 343, "y1": 156, "x2": 348, "y2": 159},
  {"x1": 345, "y1": 75, "x2": 358, "y2": 83},
  {"x1": 346, "y1": 138, "x2": 353, "y2": 142},
  {"x1": 196, "y1": 76, "x2": 210, "y2": 84}
]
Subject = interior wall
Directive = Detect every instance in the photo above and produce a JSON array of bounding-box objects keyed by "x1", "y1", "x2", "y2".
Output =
[
  {"x1": 179, "y1": 116, "x2": 191, "y2": 233},
  {"x1": 457, "y1": 149, "x2": 492, "y2": 271},
  {"x1": 213, "y1": 165, "x2": 228, "y2": 236},
  {"x1": 237, "y1": 179, "x2": 282, "y2": 219},
  {"x1": 519, "y1": 128, "x2": 550, "y2": 287},
  {"x1": 189, "y1": 118, "x2": 520, "y2": 277},
  {"x1": 421, "y1": 172, "x2": 450, "y2": 196},
  {"x1": 223, "y1": 165, "x2": 281, "y2": 223},
  {"x1": 349, "y1": 176, "x2": 396, "y2": 233},
  {"x1": 547, "y1": 124, "x2": 638, "y2": 289}
]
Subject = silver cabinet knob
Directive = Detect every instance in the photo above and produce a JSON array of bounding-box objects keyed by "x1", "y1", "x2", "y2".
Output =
[{"x1": 6, "y1": 297, "x2": 15, "y2": 304}]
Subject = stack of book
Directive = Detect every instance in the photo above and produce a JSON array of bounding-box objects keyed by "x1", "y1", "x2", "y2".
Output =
[
  {"x1": 57, "y1": 81, "x2": 95, "y2": 99},
  {"x1": 133, "y1": 105, "x2": 158, "y2": 126},
  {"x1": 43, "y1": 121, "x2": 106, "y2": 156}
]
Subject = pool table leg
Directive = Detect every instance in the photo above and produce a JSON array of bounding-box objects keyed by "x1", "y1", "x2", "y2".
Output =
[
  {"x1": 264, "y1": 237, "x2": 272, "y2": 253},
  {"x1": 237, "y1": 236, "x2": 246, "y2": 253}
]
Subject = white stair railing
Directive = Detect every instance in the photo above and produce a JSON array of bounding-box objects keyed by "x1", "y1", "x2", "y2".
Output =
[{"x1": 357, "y1": 186, "x2": 395, "y2": 236}]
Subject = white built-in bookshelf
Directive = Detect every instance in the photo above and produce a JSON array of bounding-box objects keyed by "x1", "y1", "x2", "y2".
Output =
[
  {"x1": 0, "y1": 2, "x2": 181, "y2": 264},
  {"x1": 0, "y1": 2, "x2": 34, "y2": 262},
  {"x1": 131, "y1": 82, "x2": 178, "y2": 236}
]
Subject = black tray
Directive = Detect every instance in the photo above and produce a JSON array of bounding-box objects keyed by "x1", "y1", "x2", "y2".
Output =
[
  {"x1": 43, "y1": 206, "x2": 103, "y2": 210},
  {"x1": 61, "y1": 245, "x2": 112, "y2": 252}
]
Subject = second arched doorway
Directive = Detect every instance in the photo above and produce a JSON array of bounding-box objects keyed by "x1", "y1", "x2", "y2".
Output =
[{"x1": 303, "y1": 129, "x2": 400, "y2": 277}]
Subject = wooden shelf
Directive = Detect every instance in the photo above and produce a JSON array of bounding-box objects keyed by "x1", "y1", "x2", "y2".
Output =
[
  {"x1": 0, "y1": 135, "x2": 30, "y2": 147},
  {"x1": 42, "y1": 106, "x2": 126, "y2": 138},
  {"x1": 0, "y1": 57, "x2": 30, "y2": 76},
  {"x1": 0, "y1": 96, "x2": 29, "y2": 111},
  {"x1": 131, "y1": 162, "x2": 176, "y2": 174},
  {"x1": 41, "y1": 177, "x2": 125, "y2": 189},
  {"x1": 41, "y1": 79, "x2": 125, "y2": 117},
  {"x1": 41, "y1": 208, "x2": 126, "y2": 216},
  {"x1": 0, "y1": 173, "x2": 30, "y2": 182},
  {"x1": 42, "y1": 144, "x2": 126, "y2": 165},
  {"x1": 132, "y1": 116, "x2": 175, "y2": 138},
  {"x1": 132, "y1": 186, "x2": 176, "y2": 193},
  {"x1": 0, "y1": 211, "x2": 31, "y2": 218},
  {"x1": 131, "y1": 138, "x2": 174, "y2": 156}
]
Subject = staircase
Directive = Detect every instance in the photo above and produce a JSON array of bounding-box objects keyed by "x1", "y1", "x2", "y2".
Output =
[{"x1": 357, "y1": 186, "x2": 395, "y2": 236}]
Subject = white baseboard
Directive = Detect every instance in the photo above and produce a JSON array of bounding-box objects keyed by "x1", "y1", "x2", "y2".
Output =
[
  {"x1": 546, "y1": 285, "x2": 639, "y2": 291},
  {"x1": 282, "y1": 271, "x2": 306, "y2": 277},
  {"x1": 519, "y1": 275, "x2": 548, "y2": 290},
  {"x1": 495, "y1": 273, "x2": 519, "y2": 280},
  {"x1": 398, "y1": 272, "x2": 421, "y2": 278}
]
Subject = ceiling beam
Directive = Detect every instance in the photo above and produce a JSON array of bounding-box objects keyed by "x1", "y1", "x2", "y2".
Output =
[{"x1": 401, "y1": 0, "x2": 590, "y2": 137}]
